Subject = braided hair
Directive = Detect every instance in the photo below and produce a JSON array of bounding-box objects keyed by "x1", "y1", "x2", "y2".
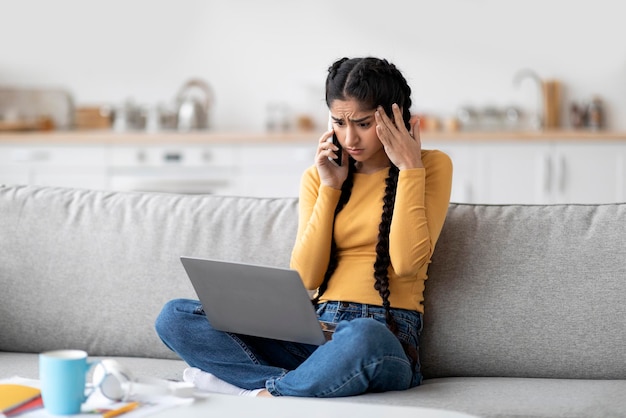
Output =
[
  {"x1": 311, "y1": 159, "x2": 357, "y2": 305},
  {"x1": 317, "y1": 57, "x2": 412, "y2": 333}
]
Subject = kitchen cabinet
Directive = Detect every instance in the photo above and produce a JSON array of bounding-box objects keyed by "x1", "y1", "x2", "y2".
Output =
[
  {"x1": 473, "y1": 141, "x2": 553, "y2": 204},
  {"x1": 429, "y1": 140, "x2": 626, "y2": 204},
  {"x1": 0, "y1": 146, "x2": 30, "y2": 185},
  {"x1": 424, "y1": 141, "x2": 476, "y2": 203},
  {"x1": 0, "y1": 144, "x2": 108, "y2": 190},
  {"x1": 238, "y1": 144, "x2": 316, "y2": 198},
  {"x1": 0, "y1": 140, "x2": 313, "y2": 197},
  {"x1": 553, "y1": 143, "x2": 625, "y2": 203}
]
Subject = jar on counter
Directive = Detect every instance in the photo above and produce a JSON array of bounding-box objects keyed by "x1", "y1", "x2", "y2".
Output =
[
  {"x1": 569, "y1": 102, "x2": 584, "y2": 129},
  {"x1": 456, "y1": 106, "x2": 479, "y2": 130}
]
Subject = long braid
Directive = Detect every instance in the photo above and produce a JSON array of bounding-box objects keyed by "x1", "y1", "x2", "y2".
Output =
[
  {"x1": 373, "y1": 164, "x2": 399, "y2": 332},
  {"x1": 311, "y1": 159, "x2": 356, "y2": 305},
  {"x1": 374, "y1": 164, "x2": 419, "y2": 371}
]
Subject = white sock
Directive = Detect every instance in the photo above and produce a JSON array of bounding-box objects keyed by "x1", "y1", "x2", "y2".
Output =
[{"x1": 183, "y1": 367, "x2": 264, "y2": 397}]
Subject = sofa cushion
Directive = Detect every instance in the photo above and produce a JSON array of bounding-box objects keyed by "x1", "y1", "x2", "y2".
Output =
[
  {"x1": 422, "y1": 203, "x2": 626, "y2": 380},
  {"x1": 0, "y1": 185, "x2": 298, "y2": 359}
]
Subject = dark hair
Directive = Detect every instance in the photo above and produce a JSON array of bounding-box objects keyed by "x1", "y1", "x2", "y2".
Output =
[
  {"x1": 316, "y1": 58, "x2": 414, "y2": 360},
  {"x1": 325, "y1": 57, "x2": 412, "y2": 130}
]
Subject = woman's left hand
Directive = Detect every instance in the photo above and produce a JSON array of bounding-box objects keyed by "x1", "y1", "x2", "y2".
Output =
[{"x1": 375, "y1": 103, "x2": 424, "y2": 170}]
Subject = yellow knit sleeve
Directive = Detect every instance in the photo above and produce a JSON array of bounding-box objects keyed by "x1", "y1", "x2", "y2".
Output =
[
  {"x1": 290, "y1": 166, "x2": 342, "y2": 290},
  {"x1": 389, "y1": 150, "x2": 453, "y2": 276}
]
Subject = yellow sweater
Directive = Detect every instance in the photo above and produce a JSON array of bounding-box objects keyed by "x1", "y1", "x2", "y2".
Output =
[{"x1": 290, "y1": 149, "x2": 453, "y2": 313}]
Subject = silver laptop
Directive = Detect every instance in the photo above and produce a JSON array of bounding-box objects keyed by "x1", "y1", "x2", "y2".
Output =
[{"x1": 180, "y1": 256, "x2": 330, "y2": 345}]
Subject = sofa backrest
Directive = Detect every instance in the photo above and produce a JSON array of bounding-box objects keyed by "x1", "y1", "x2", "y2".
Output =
[
  {"x1": 2, "y1": 185, "x2": 626, "y2": 380},
  {"x1": 422, "y1": 202, "x2": 626, "y2": 380},
  {"x1": 0, "y1": 185, "x2": 298, "y2": 360}
]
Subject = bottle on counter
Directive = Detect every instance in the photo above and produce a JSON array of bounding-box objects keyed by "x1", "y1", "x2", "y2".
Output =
[{"x1": 586, "y1": 96, "x2": 604, "y2": 130}]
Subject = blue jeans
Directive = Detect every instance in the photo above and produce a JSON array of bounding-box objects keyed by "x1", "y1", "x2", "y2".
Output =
[{"x1": 155, "y1": 299, "x2": 423, "y2": 397}]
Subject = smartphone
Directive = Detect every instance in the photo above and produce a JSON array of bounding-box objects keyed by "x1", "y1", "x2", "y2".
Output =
[{"x1": 327, "y1": 114, "x2": 343, "y2": 166}]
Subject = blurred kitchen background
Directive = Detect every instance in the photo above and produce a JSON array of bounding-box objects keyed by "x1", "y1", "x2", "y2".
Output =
[{"x1": 1, "y1": 0, "x2": 625, "y2": 202}]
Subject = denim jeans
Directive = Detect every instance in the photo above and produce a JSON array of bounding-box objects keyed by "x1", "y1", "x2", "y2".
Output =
[{"x1": 155, "y1": 299, "x2": 423, "y2": 397}]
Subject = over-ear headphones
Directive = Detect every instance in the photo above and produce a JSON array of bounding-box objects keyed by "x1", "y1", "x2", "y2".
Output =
[{"x1": 92, "y1": 359, "x2": 194, "y2": 401}]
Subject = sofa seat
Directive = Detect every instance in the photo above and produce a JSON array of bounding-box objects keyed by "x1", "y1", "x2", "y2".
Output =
[
  {"x1": 5, "y1": 350, "x2": 625, "y2": 418},
  {"x1": 340, "y1": 377, "x2": 626, "y2": 418}
]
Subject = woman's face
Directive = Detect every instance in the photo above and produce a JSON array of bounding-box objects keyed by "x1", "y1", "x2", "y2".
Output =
[{"x1": 329, "y1": 99, "x2": 389, "y2": 170}]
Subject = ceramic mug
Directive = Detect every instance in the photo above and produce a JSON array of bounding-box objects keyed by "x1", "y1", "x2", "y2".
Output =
[{"x1": 39, "y1": 349, "x2": 97, "y2": 415}]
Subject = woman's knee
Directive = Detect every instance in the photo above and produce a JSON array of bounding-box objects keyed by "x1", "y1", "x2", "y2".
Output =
[
  {"x1": 335, "y1": 318, "x2": 402, "y2": 354},
  {"x1": 154, "y1": 298, "x2": 201, "y2": 342}
]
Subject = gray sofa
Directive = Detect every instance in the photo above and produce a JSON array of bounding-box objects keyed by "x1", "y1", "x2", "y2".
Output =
[{"x1": 1, "y1": 184, "x2": 625, "y2": 418}]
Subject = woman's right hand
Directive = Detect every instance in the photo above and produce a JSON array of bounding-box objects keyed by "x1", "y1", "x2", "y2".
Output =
[{"x1": 315, "y1": 129, "x2": 348, "y2": 190}]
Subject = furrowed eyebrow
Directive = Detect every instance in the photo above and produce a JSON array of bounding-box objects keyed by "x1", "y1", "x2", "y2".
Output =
[
  {"x1": 350, "y1": 115, "x2": 373, "y2": 123},
  {"x1": 331, "y1": 114, "x2": 374, "y2": 124}
]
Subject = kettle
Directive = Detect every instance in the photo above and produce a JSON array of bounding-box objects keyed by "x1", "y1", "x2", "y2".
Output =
[{"x1": 176, "y1": 79, "x2": 214, "y2": 131}]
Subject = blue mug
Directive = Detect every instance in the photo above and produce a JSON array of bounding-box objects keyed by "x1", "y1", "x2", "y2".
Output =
[{"x1": 39, "y1": 350, "x2": 97, "y2": 415}]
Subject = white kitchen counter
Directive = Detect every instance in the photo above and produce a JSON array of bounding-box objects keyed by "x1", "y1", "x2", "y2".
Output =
[{"x1": 1, "y1": 129, "x2": 626, "y2": 144}]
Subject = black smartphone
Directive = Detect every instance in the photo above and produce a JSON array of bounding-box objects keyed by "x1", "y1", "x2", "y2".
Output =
[
  {"x1": 331, "y1": 132, "x2": 343, "y2": 166},
  {"x1": 327, "y1": 113, "x2": 342, "y2": 167}
]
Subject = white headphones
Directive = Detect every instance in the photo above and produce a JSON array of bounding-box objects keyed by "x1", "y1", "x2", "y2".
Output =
[{"x1": 92, "y1": 359, "x2": 195, "y2": 401}]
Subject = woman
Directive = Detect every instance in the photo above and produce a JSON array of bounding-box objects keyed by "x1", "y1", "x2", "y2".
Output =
[{"x1": 155, "y1": 57, "x2": 452, "y2": 398}]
